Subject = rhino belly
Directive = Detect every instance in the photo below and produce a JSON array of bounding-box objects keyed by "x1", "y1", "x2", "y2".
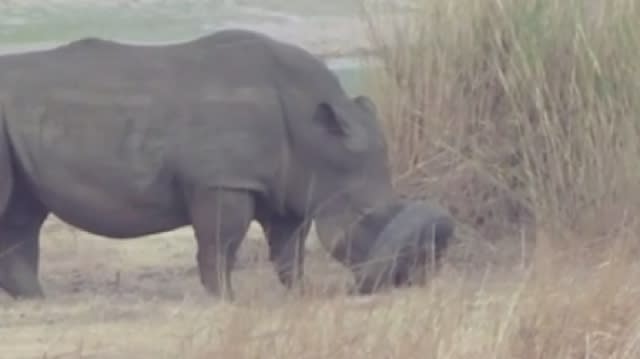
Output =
[
  {"x1": 32, "y1": 172, "x2": 189, "y2": 239},
  {"x1": 16, "y1": 137, "x2": 189, "y2": 239},
  {"x1": 6, "y1": 93, "x2": 192, "y2": 238}
]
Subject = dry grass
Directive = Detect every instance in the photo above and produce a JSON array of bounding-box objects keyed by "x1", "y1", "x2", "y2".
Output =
[
  {"x1": 358, "y1": 0, "x2": 640, "y2": 357},
  {"x1": 4, "y1": 0, "x2": 640, "y2": 357},
  {"x1": 362, "y1": 0, "x2": 640, "y2": 235},
  {"x1": 3, "y1": 219, "x2": 640, "y2": 358}
]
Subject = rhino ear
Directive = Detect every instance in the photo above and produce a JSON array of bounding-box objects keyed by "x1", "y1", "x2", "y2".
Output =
[{"x1": 314, "y1": 101, "x2": 350, "y2": 137}]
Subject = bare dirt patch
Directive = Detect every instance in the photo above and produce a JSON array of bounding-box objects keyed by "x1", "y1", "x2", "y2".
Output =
[
  {"x1": 3, "y1": 217, "x2": 639, "y2": 359},
  {"x1": 0, "y1": 216, "x2": 514, "y2": 359}
]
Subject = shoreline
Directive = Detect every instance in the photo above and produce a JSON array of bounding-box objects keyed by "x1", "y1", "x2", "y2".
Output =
[
  {"x1": 0, "y1": 25, "x2": 385, "y2": 68},
  {"x1": 0, "y1": 39, "x2": 382, "y2": 71},
  {"x1": 0, "y1": 2, "x2": 405, "y2": 63}
]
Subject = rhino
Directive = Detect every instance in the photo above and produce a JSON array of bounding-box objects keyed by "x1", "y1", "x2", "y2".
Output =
[{"x1": 0, "y1": 29, "x2": 454, "y2": 300}]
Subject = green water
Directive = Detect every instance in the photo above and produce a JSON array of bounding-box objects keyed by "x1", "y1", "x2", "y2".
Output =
[
  {"x1": 0, "y1": 1, "x2": 360, "y2": 44},
  {"x1": 0, "y1": 0, "x2": 368, "y2": 93},
  {"x1": 334, "y1": 66, "x2": 366, "y2": 95},
  {"x1": 0, "y1": 1, "x2": 367, "y2": 93}
]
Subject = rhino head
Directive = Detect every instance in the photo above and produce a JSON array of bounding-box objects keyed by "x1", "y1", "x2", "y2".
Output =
[
  {"x1": 281, "y1": 92, "x2": 453, "y2": 294},
  {"x1": 348, "y1": 200, "x2": 453, "y2": 294}
]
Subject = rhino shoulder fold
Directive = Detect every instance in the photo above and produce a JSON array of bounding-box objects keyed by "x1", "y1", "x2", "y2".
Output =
[{"x1": 0, "y1": 101, "x2": 14, "y2": 215}]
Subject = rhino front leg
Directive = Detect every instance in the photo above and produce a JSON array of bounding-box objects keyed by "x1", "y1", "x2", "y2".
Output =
[
  {"x1": 258, "y1": 212, "x2": 310, "y2": 291},
  {"x1": 187, "y1": 188, "x2": 254, "y2": 301}
]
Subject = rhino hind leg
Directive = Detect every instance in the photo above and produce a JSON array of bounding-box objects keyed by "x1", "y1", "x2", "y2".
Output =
[
  {"x1": 351, "y1": 267, "x2": 393, "y2": 296},
  {"x1": 0, "y1": 182, "x2": 48, "y2": 299},
  {"x1": 0, "y1": 233, "x2": 44, "y2": 299},
  {"x1": 187, "y1": 188, "x2": 255, "y2": 300},
  {"x1": 257, "y1": 211, "x2": 310, "y2": 292}
]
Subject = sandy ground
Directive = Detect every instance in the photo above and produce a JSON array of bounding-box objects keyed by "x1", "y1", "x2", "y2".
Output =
[
  {"x1": 0, "y1": 218, "x2": 352, "y2": 357},
  {"x1": 0, "y1": 213, "x2": 523, "y2": 358}
]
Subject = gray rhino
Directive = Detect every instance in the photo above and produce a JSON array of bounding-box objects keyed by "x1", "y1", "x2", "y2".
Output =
[{"x1": 0, "y1": 29, "x2": 453, "y2": 300}]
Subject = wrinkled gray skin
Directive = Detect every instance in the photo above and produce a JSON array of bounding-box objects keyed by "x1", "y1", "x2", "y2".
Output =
[{"x1": 0, "y1": 29, "x2": 447, "y2": 300}]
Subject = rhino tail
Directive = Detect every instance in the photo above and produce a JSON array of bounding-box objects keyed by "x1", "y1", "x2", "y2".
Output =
[{"x1": 0, "y1": 103, "x2": 14, "y2": 216}]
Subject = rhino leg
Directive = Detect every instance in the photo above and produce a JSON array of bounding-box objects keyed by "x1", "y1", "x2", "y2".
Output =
[
  {"x1": 258, "y1": 212, "x2": 310, "y2": 291},
  {"x1": 0, "y1": 112, "x2": 48, "y2": 299},
  {"x1": 0, "y1": 227, "x2": 44, "y2": 299},
  {"x1": 351, "y1": 270, "x2": 390, "y2": 296},
  {"x1": 187, "y1": 188, "x2": 254, "y2": 301},
  {"x1": 0, "y1": 184, "x2": 48, "y2": 299}
]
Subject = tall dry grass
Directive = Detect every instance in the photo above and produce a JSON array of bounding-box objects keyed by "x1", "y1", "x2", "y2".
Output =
[{"x1": 362, "y1": 0, "x2": 640, "y2": 235}]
